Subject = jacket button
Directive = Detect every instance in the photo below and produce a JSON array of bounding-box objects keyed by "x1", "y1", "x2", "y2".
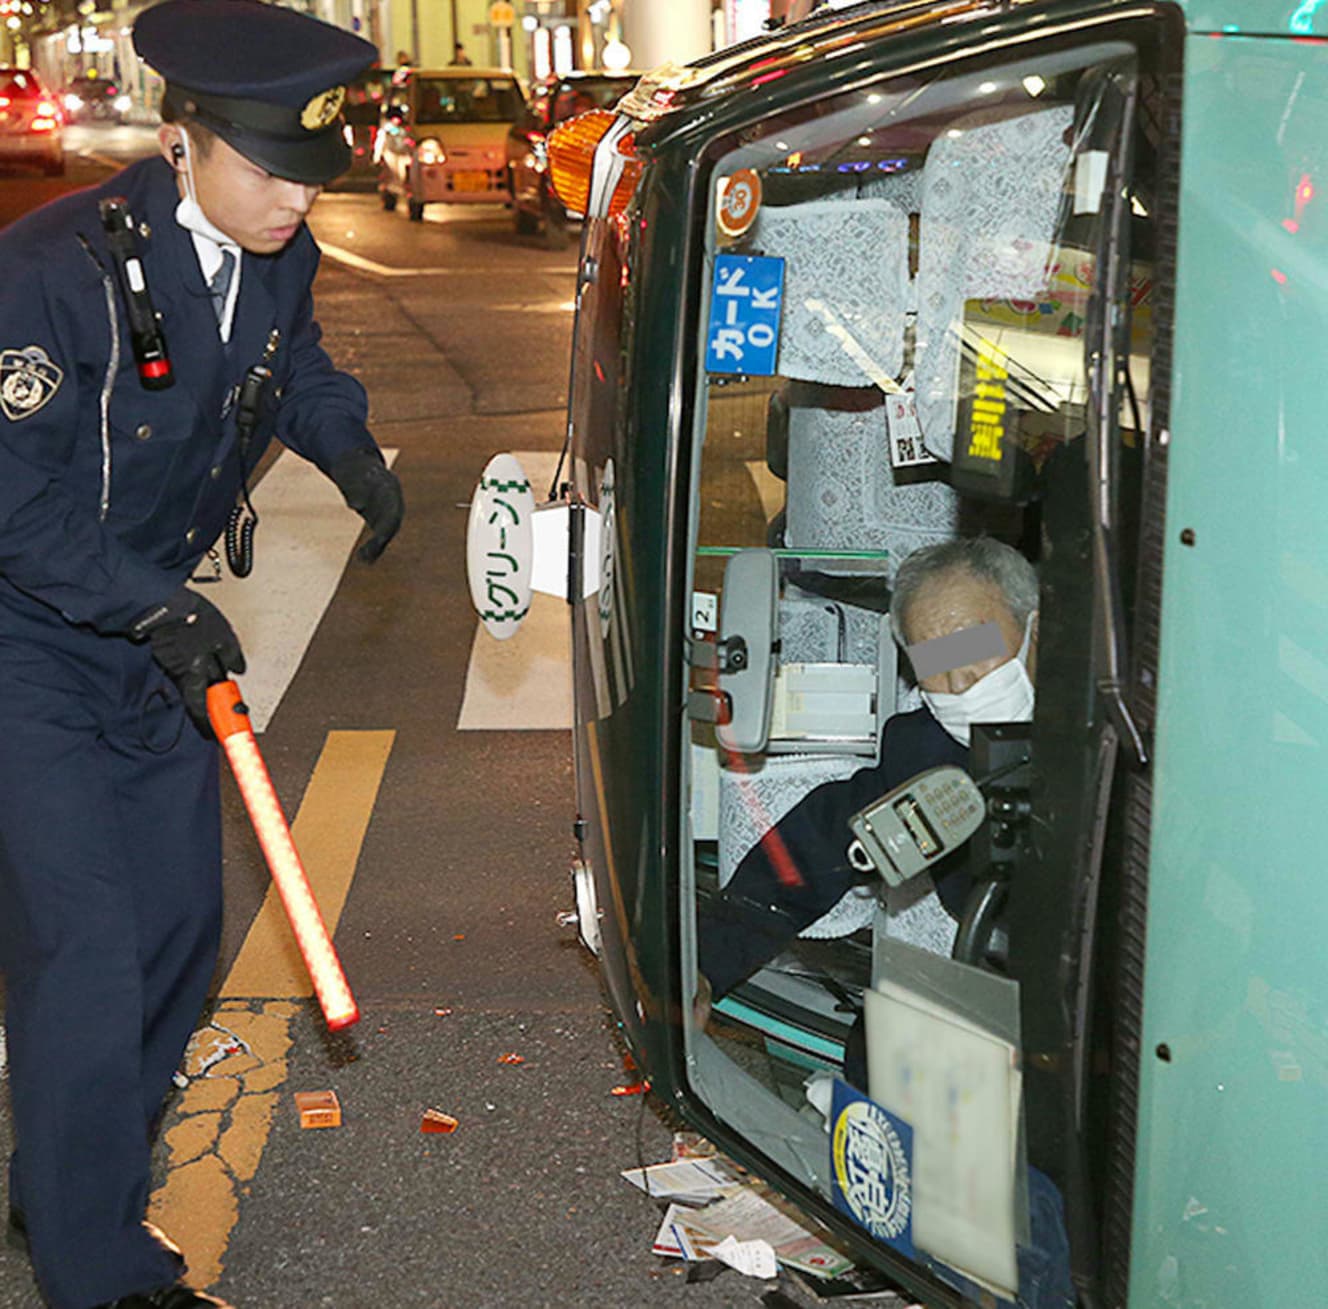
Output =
[
  {"x1": 134, "y1": 423, "x2": 152, "y2": 441},
  {"x1": 210, "y1": 465, "x2": 222, "y2": 479},
  {"x1": 184, "y1": 527, "x2": 198, "y2": 544}
]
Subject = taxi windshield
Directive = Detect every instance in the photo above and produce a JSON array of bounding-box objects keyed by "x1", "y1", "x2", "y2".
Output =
[
  {"x1": 412, "y1": 76, "x2": 523, "y2": 124},
  {"x1": 664, "y1": 32, "x2": 1163, "y2": 1304}
]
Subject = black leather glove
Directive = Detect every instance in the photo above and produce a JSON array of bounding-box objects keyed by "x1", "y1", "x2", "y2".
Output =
[
  {"x1": 130, "y1": 587, "x2": 246, "y2": 731},
  {"x1": 331, "y1": 448, "x2": 403, "y2": 563}
]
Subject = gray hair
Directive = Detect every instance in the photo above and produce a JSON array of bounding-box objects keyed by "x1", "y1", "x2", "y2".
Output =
[{"x1": 890, "y1": 538, "x2": 1038, "y2": 645}]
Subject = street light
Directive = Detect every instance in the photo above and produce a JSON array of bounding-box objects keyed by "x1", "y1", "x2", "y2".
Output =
[{"x1": 601, "y1": 38, "x2": 631, "y2": 70}]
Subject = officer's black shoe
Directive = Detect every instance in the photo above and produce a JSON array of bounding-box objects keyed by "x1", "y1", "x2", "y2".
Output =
[{"x1": 101, "y1": 1286, "x2": 235, "y2": 1308}]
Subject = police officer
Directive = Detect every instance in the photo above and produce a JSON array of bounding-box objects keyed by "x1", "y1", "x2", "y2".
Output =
[{"x1": 0, "y1": 2, "x2": 403, "y2": 1305}]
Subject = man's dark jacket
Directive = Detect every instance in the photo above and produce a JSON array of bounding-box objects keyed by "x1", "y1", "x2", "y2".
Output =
[{"x1": 697, "y1": 706, "x2": 968, "y2": 997}]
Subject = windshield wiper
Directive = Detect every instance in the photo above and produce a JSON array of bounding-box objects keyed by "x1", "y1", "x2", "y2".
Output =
[{"x1": 1082, "y1": 76, "x2": 1149, "y2": 771}]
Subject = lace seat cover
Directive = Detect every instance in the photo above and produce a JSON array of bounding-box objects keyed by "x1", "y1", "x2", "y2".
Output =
[
  {"x1": 914, "y1": 105, "x2": 1074, "y2": 459},
  {"x1": 784, "y1": 403, "x2": 961, "y2": 572},
  {"x1": 752, "y1": 198, "x2": 909, "y2": 388}
]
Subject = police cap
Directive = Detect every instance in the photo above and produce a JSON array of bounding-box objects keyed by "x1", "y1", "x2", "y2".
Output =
[{"x1": 134, "y1": 0, "x2": 376, "y2": 184}]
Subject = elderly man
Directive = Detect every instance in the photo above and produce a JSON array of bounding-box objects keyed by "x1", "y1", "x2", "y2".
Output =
[{"x1": 697, "y1": 536, "x2": 1038, "y2": 1002}]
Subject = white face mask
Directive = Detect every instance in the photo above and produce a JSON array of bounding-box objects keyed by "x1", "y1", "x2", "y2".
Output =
[
  {"x1": 172, "y1": 131, "x2": 233, "y2": 248},
  {"x1": 920, "y1": 612, "x2": 1036, "y2": 747}
]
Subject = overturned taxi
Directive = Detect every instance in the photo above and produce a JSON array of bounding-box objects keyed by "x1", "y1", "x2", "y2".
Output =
[{"x1": 470, "y1": 1, "x2": 1328, "y2": 1303}]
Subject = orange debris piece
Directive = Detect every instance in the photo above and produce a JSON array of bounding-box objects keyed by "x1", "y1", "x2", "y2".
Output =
[
  {"x1": 294, "y1": 1090, "x2": 342, "y2": 1129},
  {"x1": 497, "y1": 1053, "x2": 526, "y2": 1066},
  {"x1": 421, "y1": 1108, "x2": 459, "y2": 1134}
]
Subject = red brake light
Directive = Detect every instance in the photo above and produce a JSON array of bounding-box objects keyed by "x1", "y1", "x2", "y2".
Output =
[
  {"x1": 36, "y1": 101, "x2": 57, "y2": 116},
  {"x1": 0, "y1": 97, "x2": 9, "y2": 108}
]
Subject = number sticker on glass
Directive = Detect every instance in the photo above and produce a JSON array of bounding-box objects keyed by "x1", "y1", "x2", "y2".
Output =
[
  {"x1": 705, "y1": 254, "x2": 785, "y2": 376},
  {"x1": 717, "y1": 168, "x2": 762, "y2": 237}
]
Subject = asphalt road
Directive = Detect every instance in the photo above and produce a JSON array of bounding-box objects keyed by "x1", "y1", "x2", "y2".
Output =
[{"x1": 0, "y1": 126, "x2": 862, "y2": 1307}]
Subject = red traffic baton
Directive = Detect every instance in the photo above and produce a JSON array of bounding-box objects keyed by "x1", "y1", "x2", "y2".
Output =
[{"x1": 207, "y1": 679, "x2": 361, "y2": 1032}]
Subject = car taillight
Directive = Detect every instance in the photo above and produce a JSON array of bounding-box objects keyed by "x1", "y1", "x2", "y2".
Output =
[
  {"x1": 36, "y1": 101, "x2": 57, "y2": 117},
  {"x1": 32, "y1": 117, "x2": 57, "y2": 132},
  {"x1": 0, "y1": 97, "x2": 9, "y2": 109}
]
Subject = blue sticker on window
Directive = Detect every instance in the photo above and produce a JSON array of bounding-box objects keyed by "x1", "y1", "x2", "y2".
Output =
[
  {"x1": 830, "y1": 1079, "x2": 917, "y2": 1261},
  {"x1": 705, "y1": 253, "x2": 784, "y2": 376}
]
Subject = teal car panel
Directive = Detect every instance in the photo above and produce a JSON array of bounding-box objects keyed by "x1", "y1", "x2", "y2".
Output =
[
  {"x1": 1131, "y1": 32, "x2": 1328, "y2": 1306},
  {"x1": 1176, "y1": 0, "x2": 1328, "y2": 36}
]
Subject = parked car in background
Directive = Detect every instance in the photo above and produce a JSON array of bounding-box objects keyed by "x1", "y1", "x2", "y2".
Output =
[
  {"x1": 376, "y1": 68, "x2": 526, "y2": 221},
  {"x1": 506, "y1": 71, "x2": 638, "y2": 247},
  {"x1": 62, "y1": 72, "x2": 128, "y2": 124},
  {"x1": 0, "y1": 68, "x2": 63, "y2": 175},
  {"x1": 331, "y1": 65, "x2": 395, "y2": 191}
]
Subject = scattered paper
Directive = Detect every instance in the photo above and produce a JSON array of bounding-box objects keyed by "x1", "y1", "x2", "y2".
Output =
[
  {"x1": 647, "y1": 1189, "x2": 854, "y2": 1280},
  {"x1": 712, "y1": 1234, "x2": 778, "y2": 1279},
  {"x1": 620, "y1": 1157, "x2": 740, "y2": 1206}
]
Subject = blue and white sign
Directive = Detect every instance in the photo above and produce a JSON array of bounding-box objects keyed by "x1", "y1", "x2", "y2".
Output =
[
  {"x1": 830, "y1": 1079, "x2": 916, "y2": 1261},
  {"x1": 705, "y1": 253, "x2": 784, "y2": 376}
]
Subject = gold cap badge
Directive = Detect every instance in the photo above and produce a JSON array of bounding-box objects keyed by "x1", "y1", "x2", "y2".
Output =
[{"x1": 300, "y1": 85, "x2": 345, "y2": 132}]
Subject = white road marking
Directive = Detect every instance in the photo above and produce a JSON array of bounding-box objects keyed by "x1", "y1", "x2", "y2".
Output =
[
  {"x1": 746, "y1": 459, "x2": 786, "y2": 521},
  {"x1": 318, "y1": 242, "x2": 577, "y2": 303},
  {"x1": 457, "y1": 450, "x2": 572, "y2": 732},
  {"x1": 206, "y1": 448, "x2": 399, "y2": 734},
  {"x1": 457, "y1": 592, "x2": 572, "y2": 731},
  {"x1": 318, "y1": 243, "x2": 453, "y2": 278}
]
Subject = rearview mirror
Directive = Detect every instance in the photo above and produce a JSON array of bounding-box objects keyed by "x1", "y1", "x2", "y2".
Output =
[{"x1": 714, "y1": 548, "x2": 778, "y2": 754}]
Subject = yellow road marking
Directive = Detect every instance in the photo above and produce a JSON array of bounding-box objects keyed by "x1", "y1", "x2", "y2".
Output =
[
  {"x1": 223, "y1": 729, "x2": 395, "y2": 996},
  {"x1": 150, "y1": 729, "x2": 395, "y2": 1288}
]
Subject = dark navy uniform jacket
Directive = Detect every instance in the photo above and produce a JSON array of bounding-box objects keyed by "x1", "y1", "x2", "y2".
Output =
[
  {"x1": 697, "y1": 707, "x2": 970, "y2": 998},
  {"x1": 0, "y1": 154, "x2": 376, "y2": 636}
]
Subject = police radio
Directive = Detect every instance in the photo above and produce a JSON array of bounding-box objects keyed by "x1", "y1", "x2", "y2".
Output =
[{"x1": 98, "y1": 196, "x2": 174, "y2": 391}]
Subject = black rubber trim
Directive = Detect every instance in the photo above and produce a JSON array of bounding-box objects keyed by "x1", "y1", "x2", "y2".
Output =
[{"x1": 1101, "y1": 60, "x2": 1183, "y2": 1307}]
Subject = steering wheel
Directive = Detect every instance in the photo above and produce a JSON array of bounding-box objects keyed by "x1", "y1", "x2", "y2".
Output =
[{"x1": 952, "y1": 874, "x2": 1009, "y2": 972}]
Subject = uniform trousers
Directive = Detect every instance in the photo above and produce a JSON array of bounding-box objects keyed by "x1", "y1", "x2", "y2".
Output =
[{"x1": 0, "y1": 599, "x2": 221, "y2": 1309}]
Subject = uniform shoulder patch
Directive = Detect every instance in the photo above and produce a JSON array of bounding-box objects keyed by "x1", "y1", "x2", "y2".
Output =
[{"x1": 0, "y1": 345, "x2": 64, "y2": 421}]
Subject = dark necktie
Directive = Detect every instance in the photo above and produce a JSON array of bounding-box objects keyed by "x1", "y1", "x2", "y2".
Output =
[{"x1": 208, "y1": 248, "x2": 236, "y2": 327}]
